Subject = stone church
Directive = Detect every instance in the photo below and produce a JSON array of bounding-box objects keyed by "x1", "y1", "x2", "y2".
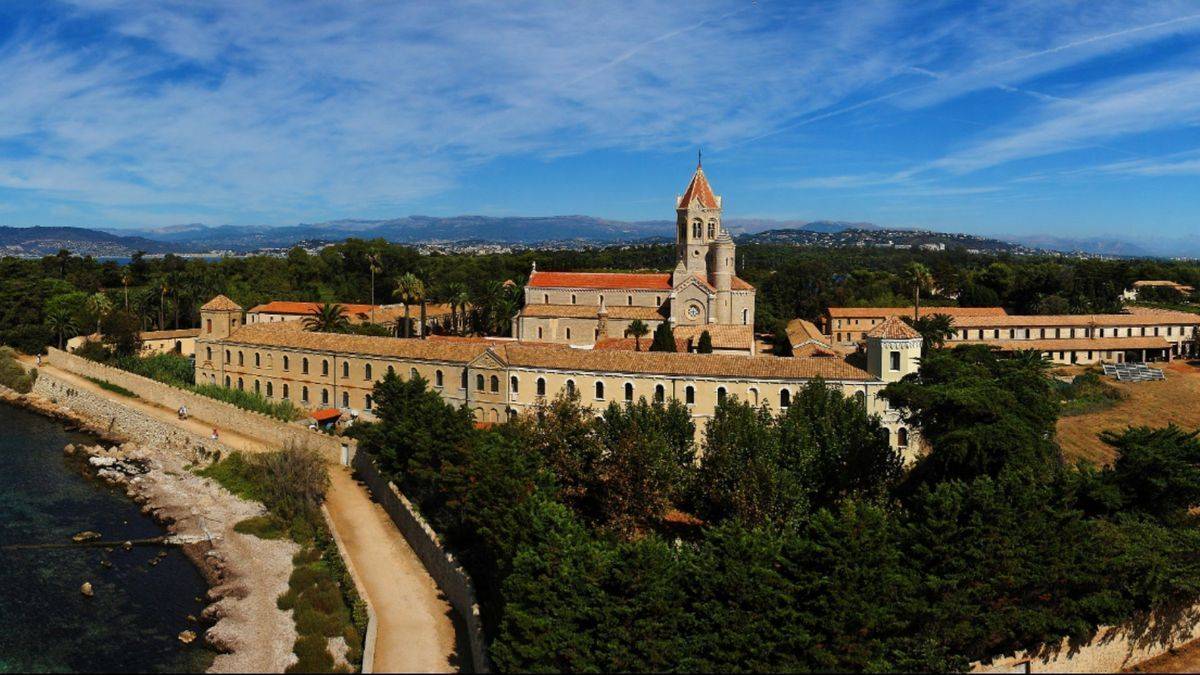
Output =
[{"x1": 513, "y1": 162, "x2": 757, "y2": 354}]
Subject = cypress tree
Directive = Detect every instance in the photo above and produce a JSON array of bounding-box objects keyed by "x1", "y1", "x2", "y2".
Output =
[
  {"x1": 697, "y1": 330, "x2": 713, "y2": 354},
  {"x1": 650, "y1": 322, "x2": 677, "y2": 352}
]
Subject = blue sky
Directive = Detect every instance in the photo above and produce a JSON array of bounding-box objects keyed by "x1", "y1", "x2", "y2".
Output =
[{"x1": 1, "y1": 1, "x2": 1199, "y2": 241}]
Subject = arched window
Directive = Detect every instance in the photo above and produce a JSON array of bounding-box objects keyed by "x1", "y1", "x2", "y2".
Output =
[
  {"x1": 206, "y1": 347, "x2": 212, "y2": 361},
  {"x1": 708, "y1": 222, "x2": 715, "y2": 238},
  {"x1": 599, "y1": 294, "x2": 604, "y2": 305},
  {"x1": 780, "y1": 388, "x2": 791, "y2": 408},
  {"x1": 624, "y1": 382, "x2": 633, "y2": 402},
  {"x1": 302, "y1": 358, "x2": 309, "y2": 374},
  {"x1": 254, "y1": 380, "x2": 260, "y2": 394},
  {"x1": 237, "y1": 377, "x2": 244, "y2": 391},
  {"x1": 206, "y1": 318, "x2": 212, "y2": 334},
  {"x1": 342, "y1": 391, "x2": 349, "y2": 408},
  {"x1": 654, "y1": 384, "x2": 664, "y2": 403},
  {"x1": 537, "y1": 327, "x2": 544, "y2": 339},
  {"x1": 266, "y1": 382, "x2": 273, "y2": 397},
  {"x1": 282, "y1": 383, "x2": 289, "y2": 399},
  {"x1": 748, "y1": 387, "x2": 759, "y2": 405},
  {"x1": 283, "y1": 355, "x2": 290, "y2": 371},
  {"x1": 854, "y1": 391, "x2": 867, "y2": 408},
  {"x1": 302, "y1": 386, "x2": 309, "y2": 403},
  {"x1": 897, "y1": 427, "x2": 909, "y2": 447},
  {"x1": 461, "y1": 370, "x2": 468, "y2": 389},
  {"x1": 566, "y1": 328, "x2": 572, "y2": 340},
  {"x1": 490, "y1": 375, "x2": 499, "y2": 393},
  {"x1": 321, "y1": 389, "x2": 329, "y2": 405},
  {"x1": 692, "y1": 220, "x2": 702, "y2": 237},
  {"x1": 387, "y1": 365, "x2": 395, "y2": 377},
  {"x1": 410, "y1": 368, "x2": 418, "y2": 380},
  {"x1": 595, "y1": 381, "x2": 604, "y2": 399},
  {"x1": 322, "y1": 360, "x2": 329, "y2": 376},
  {"x1": 342, "y1": 361, "x2": 349, "y2": 378},
  {"x1": 238, "y1": 351, "x2": 244, "y2": 366},
  {"x1": 510, "y1": 376, "x2": 519, "y2": 393},
  {"x1": 742, "y1": 308, "x2": 749, "y2": 325},
  {"x1": 224, "y1": 375, "x2": 231, "y2": 388},
  {"x1": 543, "y1": 294, "x2": 549, "y2": 303},
  {"x1": 254, "y1": 352, "x2": 260, "y2": 367},
  {"x1": 365, "y1": 394, "x2": 373, "y2": 410},
  {"x1": 476, "y1": 374, "x2": 485, "y2": 390},
  {"x1": 365, "y1": 364, "x2": 372, "y2": 380},
  {"x1": 685, "y1": 385, "x2": 695, "y2": 405},
  {"x1": 225, "y1": 350, "x2": 231, "y2": 364},
  {"x1": 627, "y1": 295, "x2": 633, "y2": 306},
  {"x1": 435, "y1": 370, "x2": 444, "y2": 387},
  {"x1": 565, "y1": 379, "x2": 576, "y2": 396},
  {"x1": 570, "y1": 294, "x2": 576, "y2": 304},
  {"x1": 716, "y1": 386, "x2": 727, "y2": 404},
  {"x1": 536, "y1": 377, "x2": 546, "y2": 397}
]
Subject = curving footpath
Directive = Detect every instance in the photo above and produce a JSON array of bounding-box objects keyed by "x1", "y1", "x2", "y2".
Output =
[{"x1": 20, "y1": 357, "x2": 459, "y2": 673}]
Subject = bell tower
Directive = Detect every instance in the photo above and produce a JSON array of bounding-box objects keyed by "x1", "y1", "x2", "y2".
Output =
[{"x1": 675, "y1": 153, "x2": 723, "y2": 276}]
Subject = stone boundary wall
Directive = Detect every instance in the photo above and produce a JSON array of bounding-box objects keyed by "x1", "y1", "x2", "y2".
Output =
[
  {"x1": 352, "y1": 450, "x2": 488, "y2": 673},
  {"x1": 322, "y1": 505, "x2": 378, "y2": 674},
  {"x1": 974, "y1": 616, "x2": 1200, "y2": 673},
  {"x1": 33, "y1": 372, "x2": 241, "y2": 459},
  {"x1": 45, "y1": 348, "x2": 353, "y2": 463}
]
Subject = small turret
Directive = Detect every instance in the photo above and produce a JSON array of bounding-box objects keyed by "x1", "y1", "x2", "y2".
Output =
[
  {"x1": 864, "y1": 317, "x2": 922, "y2": 383},
  {"x1": 199, "y1": 295, "x2": 244, "y2": 340}
]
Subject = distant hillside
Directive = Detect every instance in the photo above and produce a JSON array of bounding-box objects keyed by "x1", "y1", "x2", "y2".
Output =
[
  {"x1": 742, "y1": 227, "x2": 1036, "y2": 254},
  {"x1": 0, "y1": 226, "x2": 173, "y2": 256}
]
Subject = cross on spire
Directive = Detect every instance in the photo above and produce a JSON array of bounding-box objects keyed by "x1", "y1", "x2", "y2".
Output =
[{"x1": 697, "y1": 148, "x2": 702, "y2": 168}]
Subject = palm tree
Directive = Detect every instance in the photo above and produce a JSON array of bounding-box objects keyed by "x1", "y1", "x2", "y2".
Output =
[
  {"x1": 158, "y1": 276, "x2": 171, "y2": 330},
  {"x1": 903, "y1": 313, "x2": 955, "y2": 355},
  {"x1": 393, "y1": 273, "x2": 425, "y2": 338},
  {"x1": 448, "y1": 283, "x2": 471, "y2": 335},
  {"x1": 120, "y1": 269, "x2": 132, "y2": 309},
  {"x1": 302, "y1": 303, "x2": 350, "y2": 333},
  {"x1": 367, "y1": 252, "x2": 383, "y2": 324},
  {"x1": 55, "y1": 249, "x2": 71, "y2": 278},
  {"x1": 85, "y1": 292, "x2": 113, "y2": 335},
  {"x1": 625, "y1": 319, "x2": 650, "y2": 351},
  {"x1": 46, "y1": 307, "x2": 77, "y2": 350},
  {"x1": 904, "y1": 262, "x2": 934, "y2": 322}
]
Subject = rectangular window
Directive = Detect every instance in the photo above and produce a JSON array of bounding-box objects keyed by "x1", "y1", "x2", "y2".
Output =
[{"x1": 889, "y1": 351, "x2": 900, "y2": 371}]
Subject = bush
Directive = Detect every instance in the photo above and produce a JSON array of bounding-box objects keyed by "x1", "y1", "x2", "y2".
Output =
[
  {"x1": 1055, "y1": 370, "x2": 1126, "y2": 417},
  {"x1": 115, "y1": 352, "x2": 194, "y2": 388},
  {"x1": 85, "y1": 376, "x2": 138, "y2": 398},
  {"x1": 0, "y1": 347, "x2": 37, "y2": 393},
  {"x1": 191, "y1": 382, "x2": 301, "y2": 421},
  {"x1": 233, "y1": 515, "x2": 286, "y2": 540},
  {"x1": 1, "y1": 324, "x2": 54, "y2": 355}
]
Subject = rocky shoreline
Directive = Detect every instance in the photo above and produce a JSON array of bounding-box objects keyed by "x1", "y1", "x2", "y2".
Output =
[{"x1": 0, "y1": 386, "x2": 299, "y2": 673}]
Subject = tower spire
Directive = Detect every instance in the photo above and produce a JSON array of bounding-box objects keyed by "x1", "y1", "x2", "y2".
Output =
[{"x1": 697, "y1": 148, "x2": 702, "y2": 168}]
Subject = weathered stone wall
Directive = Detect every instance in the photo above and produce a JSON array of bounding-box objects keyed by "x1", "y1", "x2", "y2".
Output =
[
  {"x1": 974, "y1": 614, "x2": 1200, "y2": 673},
  {"x1": 352, "y1": 450, "x2": 488, "y2": 672},
  {"x1": 33, "y1": 372, "x2": 239, "y2": 459},
  {"x1": 45, "y1": 348, "x2": 352, "y2": 462}
]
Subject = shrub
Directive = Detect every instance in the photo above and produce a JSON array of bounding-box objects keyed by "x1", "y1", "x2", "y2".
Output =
[
  {"x1": 190, "y1": 382, "x2": 301, "y2": 421},
  {"x1": 234, "y1": 515, "x2": 286, "y2": 540},
  {"x1": 2, "y1": 324, "x2": 54, "y2": 355},
  {"x1": 115, "y1": 352, "x2": 194, "y2": 388},
  {"x1": 287, "y1": 634, "x2": 334, "y2": 674},
  {"x1": 0, "y1": 347, "x2": 37, "y2": 393},
  {"x1": 85, "y1": 376, "x2": 138, "y2": 398}
]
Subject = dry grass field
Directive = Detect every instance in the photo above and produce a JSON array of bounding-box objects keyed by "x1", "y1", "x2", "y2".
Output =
[{"x1": 1057, "y1": 360, "x2": 1200, "y2": 466}]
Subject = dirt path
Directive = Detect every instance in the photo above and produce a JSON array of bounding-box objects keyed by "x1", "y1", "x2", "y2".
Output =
[{"x1": 24, "y1": 358, "x2": 459, "y2": 673}]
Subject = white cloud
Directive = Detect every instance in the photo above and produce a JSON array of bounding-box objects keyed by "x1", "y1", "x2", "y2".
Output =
[{"x1": 0, "y1": 0, "x2": 1198, "y2": 226}]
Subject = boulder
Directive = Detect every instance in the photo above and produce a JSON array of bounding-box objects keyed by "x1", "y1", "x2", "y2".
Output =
[
  {"x1": 72, "y1": 530, "x2": 102, "y2": 543},
  {"x1": 177, "y1": 630, "x2": 196, "y2": 644},
  {"x1": 88, "y1": 456, "x2": 117, "y2": 468},
  {"x1": 80, "y1": 582, "x2": 94, "y2": 597},
  {"x1": 63, "y1": 443, "x2": 76, "y2": 455}
]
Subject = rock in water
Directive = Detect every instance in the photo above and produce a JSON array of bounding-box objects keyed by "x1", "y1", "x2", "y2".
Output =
[
  {"x1": 72, "y1": 530, "x2": 101, "y2": 543},
  {"x1": 122, "y1": 540, "x2": 132, "y2": 551},
  {"x1": 80, "y1": 582, "x2": 94, "y2": 597},
  {"x1": 178, "y1": 630, "x2": 196, "y2": 644}
]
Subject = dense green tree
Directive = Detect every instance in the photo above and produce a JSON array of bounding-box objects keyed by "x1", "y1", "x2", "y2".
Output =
[
  {"x1": 903, "y1": 313, "x2": 955, "y2": 354},
  {"x1": 696, "y1": 330, "x2": 713, "y2": 354},
  {"x1": 1099, "y1": 425, "x2": 1200, "y2": 522},
  {"x1": 649, "y1": 321, "x2": 676, "y2": 352},
  {"x1": 99, "y1": 309, "x2": 143, "y2": 356}
]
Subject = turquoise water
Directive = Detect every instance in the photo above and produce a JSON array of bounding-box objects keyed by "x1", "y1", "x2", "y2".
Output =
[{"x1": 0, "y1": 403, "x2": 213, "y2": 673}]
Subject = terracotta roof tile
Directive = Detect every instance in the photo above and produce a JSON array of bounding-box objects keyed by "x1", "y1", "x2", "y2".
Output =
[
  {"x1": 958, "y1": 336, "x2": 1172, "y2": 351},
  {"x1": 673, "y1": 324, "x2": 754, "y2": 350},
  {"x1": 217, "y1": 321, "x2": 872, "y2": 382},
  {"x1": 678, "y1": 166, "x2": 719, "y2": 209},
  {"x1": 827, "y1": 306, "x2": 1007, "y2": 318},
  {"x1": 785, "y1": 318, "x2": 829, "y2": 347},
  {"x1": 201, "y1": 295, "x2": 242, "y2": 311},
  {"x1": 528, "y1": 271, "x2": 673, "y2": 290},
  {"x1": 950, "y1": 311, "x2": 1200, "y2": 328},
  {"x1": 139, "y1": 328, "x2": 202, "y2": 340},
  {"x1": 866, "y1": 316, "x2": 922, "y2": 340}
]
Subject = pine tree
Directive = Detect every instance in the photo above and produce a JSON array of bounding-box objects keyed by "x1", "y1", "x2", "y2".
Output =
[{"x1": 649, "y1": 322, "x2": 676, "y2": 352}]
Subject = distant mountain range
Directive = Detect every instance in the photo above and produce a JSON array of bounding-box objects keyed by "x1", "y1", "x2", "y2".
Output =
[{"x1": 0, "y1": 216, "x2": 1191, "y2": 259}]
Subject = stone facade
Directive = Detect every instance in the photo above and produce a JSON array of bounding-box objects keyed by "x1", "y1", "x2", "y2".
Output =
[{"x1": 514, "y1": 163, "x2": 756, "y2": 351}]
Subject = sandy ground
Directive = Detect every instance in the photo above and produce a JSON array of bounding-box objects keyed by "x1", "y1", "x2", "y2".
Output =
[
  {"x1": 25, "y1": 358, "x2": 460, "y2": 673},
  {"x1": 1126, "y1": 638, "x2": 1200, "y2": 672},
  {"x1": 1056, "y1": 360, "x2": 1200, "y2": 465}
]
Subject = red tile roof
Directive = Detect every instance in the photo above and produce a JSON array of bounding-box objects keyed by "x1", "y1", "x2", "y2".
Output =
[
  {"x1": 528, "y1": 271, "x2": 673, "y2": 290},
  {"x1": 679, "y1": 166, "x2": 719, "y2": 209},
  {"x1": 249, "y1": 301, "x2": 378, "y2": 316},
  {"x1": 866, "y1": 316, "x2": 922, "y2": 340},
  {"x1": 827, "y1": 306, "x2": 1007, "y2": 318},
  {"x1": 201, "y1": 295, "x2": 242, "y2": 311}
]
